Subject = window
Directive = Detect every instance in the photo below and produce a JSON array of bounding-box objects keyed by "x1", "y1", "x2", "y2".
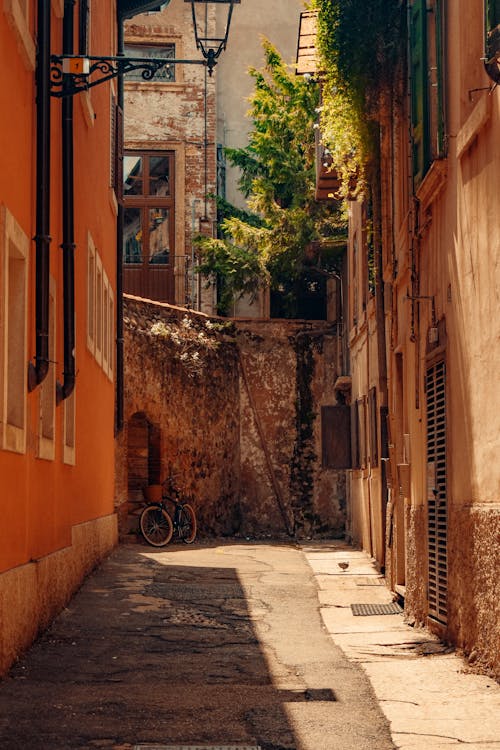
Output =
[
  {"x1": 95, "y1": 253, "x2": 103, "y2": 366},
  {"x1": 0, "y1": 205, "x2": 29, "y2": 453},
  {"x1": 87, "y1": 232, "x2": 114, "y2": 378},
  {"x1": 123, "y1": 151, "x2": 175, "y2": 302},
  {"x1": 38, "y1": 278, "x2": 56, "y2": 460},
  {"x1": 87, "y1": 233, "x2": 96, "y2": 354},
  {"x1": 410, "y1": 0, "x2": 445, "y2": 186},
  {"x1": 124, "y1": 44, "x2": 176, "y2": 82}
]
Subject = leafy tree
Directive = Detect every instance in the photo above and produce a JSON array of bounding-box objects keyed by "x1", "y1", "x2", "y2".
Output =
[{"x1": 196, "y1": 40, "x2": 346, "y2": 317}]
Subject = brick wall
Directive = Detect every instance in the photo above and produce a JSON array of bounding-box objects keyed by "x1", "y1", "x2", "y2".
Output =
[{"x1": 117, "y1": 296, "x2": 347, "y2": 539}]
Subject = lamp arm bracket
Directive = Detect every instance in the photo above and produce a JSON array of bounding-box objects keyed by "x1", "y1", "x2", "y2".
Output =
[{"x1": 49, "y1": 54, "x2": 208, "y2": 97}]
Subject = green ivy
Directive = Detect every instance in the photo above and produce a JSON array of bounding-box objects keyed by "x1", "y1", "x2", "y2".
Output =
[{"x1": 311, "y1": 0, "x2": 404, "y2": 194}]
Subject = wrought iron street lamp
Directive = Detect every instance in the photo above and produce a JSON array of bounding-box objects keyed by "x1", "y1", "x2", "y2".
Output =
[
  {"x1": 50, "y1": 0, "x2": 240, "y2": 97},
  {"x1": 186, "y1": 0, "x2": 240, "y2": 73}
]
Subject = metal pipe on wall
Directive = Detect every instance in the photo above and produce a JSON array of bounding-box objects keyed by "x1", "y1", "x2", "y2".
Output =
[
  {"x1": 28, "y1": 0, "x2": 52, "y2": 392},
  {"x1": 57, "y1": 0, "x2": 77, "y2": 404},
  {"x1": 115, "y1": 15, "x2": 125, "y2": 434}
]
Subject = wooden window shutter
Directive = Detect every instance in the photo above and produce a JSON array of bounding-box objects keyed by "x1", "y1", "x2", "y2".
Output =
[
  {"x1": 410, "y1": 0, "x2": 430, "y2": 186},
  {"x1": 115, "y1": 104, "x2": 124, "y2": 198},
  {"x1": 321, "y1": 405, "x2": 352, "y2": 469},
  {"x1": 434, "y1": 0, "x2": 445, "y2": 158}
]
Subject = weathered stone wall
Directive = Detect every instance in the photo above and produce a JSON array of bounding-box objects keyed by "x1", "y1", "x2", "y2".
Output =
[
  {"x1": 404, "y1": 503, "x2": 500, "y2": 680},
  {"x1": 236, "y1": 321, "x2": 346, "y2": 537},
  {"x1": 117, "y1": 296, "x2": 240, "y2": 537},
  {"x1": 446, "y1": 506, "x2": 500, "y2": 679},
  {"x1": 117, "y1": 297, "x2": 347, "y2": 540}
]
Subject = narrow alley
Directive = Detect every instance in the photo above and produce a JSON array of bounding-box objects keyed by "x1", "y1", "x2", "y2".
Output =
[{"x1": 0, "y1": 540, "x2": 498, "y2": 750}]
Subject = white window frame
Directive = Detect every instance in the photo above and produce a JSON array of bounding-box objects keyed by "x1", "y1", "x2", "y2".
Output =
[
  {"x1": 0, "y1": 204, "x2": 29, "y2": 454},
  {"x1": 95, "y1": 252, "x2": 103, "y2": 367},
  {"x1": 87, "y1": 232, "x2": 96, "y2": 355},
  {"x1": 108, "y1": 286, "x2": 115, "y2": 382},
  {"x1": 102, "y1": 268, "x2": 110, "y2": 375}
]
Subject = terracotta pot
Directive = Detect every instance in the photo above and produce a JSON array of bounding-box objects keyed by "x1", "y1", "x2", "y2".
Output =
[{"x1": 142, "y1": 484, "x2": 163, "y2": 503}]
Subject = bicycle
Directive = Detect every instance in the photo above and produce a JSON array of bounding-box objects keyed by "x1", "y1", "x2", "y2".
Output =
[{"x1": 139, "y1": 478, "x2": 197, "y2": 547}]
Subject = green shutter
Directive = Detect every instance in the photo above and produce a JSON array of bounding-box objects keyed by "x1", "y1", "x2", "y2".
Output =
[
  {"x1": 485, "y1": 0, "x2": 500, "y2": 83},
  {"x1": 487, "y1": 0, "x2": 500, "y2": 31},
  {"x1": 435, "y1": 0, "x2": 445, "y2": 158},
  {"x1": 410, "y1": 0, "x2": 430, "y2": 186}
]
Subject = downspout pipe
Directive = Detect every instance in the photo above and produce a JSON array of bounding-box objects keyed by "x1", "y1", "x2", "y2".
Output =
[
  {"x1": 115, "y1": 16, "x2": 125, "y2": 434},
  {"x1": 28, "y1": 0, "x2": 52, "y2": 392},
  {"x1": 56, "y1": 0, "x2": 77, "y2": 404}
]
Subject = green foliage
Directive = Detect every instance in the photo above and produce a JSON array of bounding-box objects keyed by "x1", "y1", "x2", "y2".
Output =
[
  {"x1": 311, "y1": 0, "x2": 404, "y2": 194},
  {"x1": 196, "y1": 39, "x2": 347, "y2": 316},
  {"x1": 196, "y1": 233, "x2": 267, "y2": 316}
]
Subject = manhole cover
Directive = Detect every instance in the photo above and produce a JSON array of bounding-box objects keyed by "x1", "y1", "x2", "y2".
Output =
[
  {"x1": 351, "y1": 602, "x2": 403, "y2": 616},
  {"x1": 134, "y1": 746, "x2": 261, "y2": 750}
]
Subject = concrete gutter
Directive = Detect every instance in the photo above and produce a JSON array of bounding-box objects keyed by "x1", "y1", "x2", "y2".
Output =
[{"x1": 302, "y1": 541, "x2": 500, "y2": 750}]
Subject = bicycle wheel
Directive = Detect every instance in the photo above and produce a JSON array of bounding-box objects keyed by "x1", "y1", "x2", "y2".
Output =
[
  {"x1": 140, "y1": 504, "x2": 173, "y2": 547},
  {"x1": 177, "y1": 503, "x2": 197, "y2": 544}
]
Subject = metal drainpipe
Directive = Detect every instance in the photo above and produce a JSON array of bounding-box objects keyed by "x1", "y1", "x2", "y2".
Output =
[
  {"x1": 56, "y1": 0, "x2": 77, "y2": 404},
  {"x1": 115, "y1": 15, "x2": 125, "y2": 434},
  {"x1": 28, "y1": 0, "x2": 51, "y2": 392}
]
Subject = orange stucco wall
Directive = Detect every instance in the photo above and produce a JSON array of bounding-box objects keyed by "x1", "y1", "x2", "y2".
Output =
[{"x1": 0, "y1": 4, "x2": 118, "y2": 672}]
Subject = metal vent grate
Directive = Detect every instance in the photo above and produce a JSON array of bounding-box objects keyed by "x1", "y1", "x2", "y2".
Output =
[
  {"x1": 350, "y1": 602, "x2": 403, "y2": 616},
  {"x1": 426, "y1": 359, "x2": 448, "y2": 625}
]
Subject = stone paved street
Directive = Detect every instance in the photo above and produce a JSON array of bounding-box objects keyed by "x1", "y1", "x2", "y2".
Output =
[{"x1": 0, "y1": 541, "x2": 393, "y2": 750}]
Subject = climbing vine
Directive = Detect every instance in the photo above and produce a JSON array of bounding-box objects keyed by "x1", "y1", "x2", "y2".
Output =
[
  {"x1": 289, "y1": 334, "x2": 320, "y2": 536},
  {"x1": 311, "y1": 0, "x2": 405, "y2": 195}
]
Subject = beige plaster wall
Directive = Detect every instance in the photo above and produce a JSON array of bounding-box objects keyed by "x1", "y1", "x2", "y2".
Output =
[
  {"x1": 381, "y1": 2, "x2": 500, "y2": 677},
  {"x1": 216, "y1": 0, "x2": 305, "y2": 209},
  {"x1": 346, "y1": 201, "x2": 387, "y2": 568}
]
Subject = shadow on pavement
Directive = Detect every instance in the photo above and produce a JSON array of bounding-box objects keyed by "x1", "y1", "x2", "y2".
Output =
[{"x1": 0, "y1": 543, "x2": 312, "y2": 750}]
